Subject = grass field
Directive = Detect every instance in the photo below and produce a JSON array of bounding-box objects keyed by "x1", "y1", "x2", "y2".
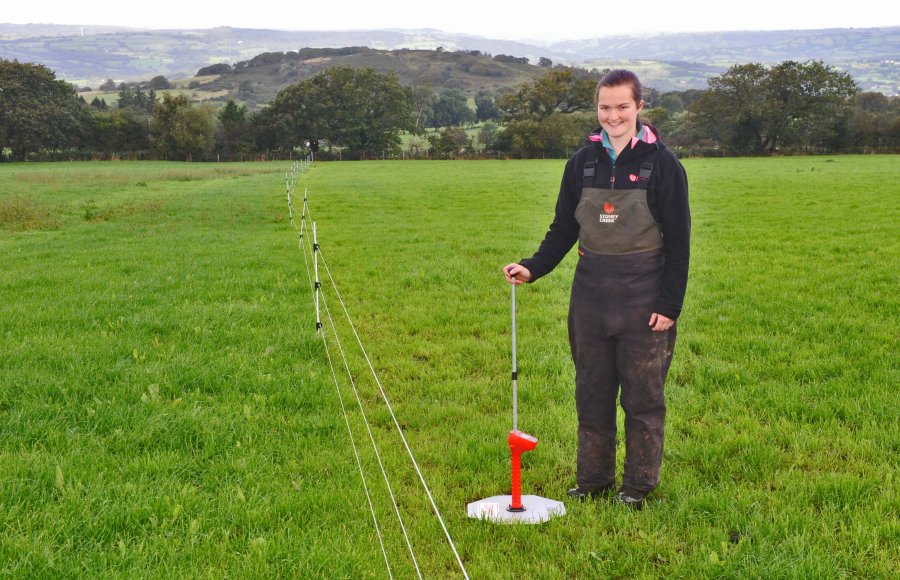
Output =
[{"x1": 1, "y1": 156, "x2": 898, "y2": 577}]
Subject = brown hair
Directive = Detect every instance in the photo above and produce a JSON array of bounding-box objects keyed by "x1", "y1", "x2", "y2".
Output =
[{"x1": 595, "y1": 69, "x2": 643, "y2": 104}]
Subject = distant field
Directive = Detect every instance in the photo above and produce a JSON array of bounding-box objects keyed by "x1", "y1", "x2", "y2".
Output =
[
  {"x1": 81, "y1": 82, "x2": 233, "y2": 107},
  {"x1": 1, "y1": 157, "x2": 898, "y2": 577}
]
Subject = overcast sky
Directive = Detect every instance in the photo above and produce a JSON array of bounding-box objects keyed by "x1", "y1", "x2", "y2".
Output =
[{"x1": 2, "y1": 1, "x2": 897, "y2": 41}]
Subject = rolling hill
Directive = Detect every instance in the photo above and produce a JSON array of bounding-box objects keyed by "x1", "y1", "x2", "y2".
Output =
[
  {"x1": 189, "y1": 47, "x2": 547, "y2": 108},
  {"x1": 0, "y1": 24, "x2": 897, "y2": 95}
]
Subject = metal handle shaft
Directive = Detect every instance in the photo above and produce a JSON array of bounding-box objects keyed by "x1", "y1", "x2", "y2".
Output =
[{"x1": 512, "y1": 282, "x2": 517, "y2": 432}]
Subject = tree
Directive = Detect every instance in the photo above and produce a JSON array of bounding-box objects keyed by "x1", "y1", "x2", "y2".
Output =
[
  {"x1": 656, "y1": 93, "x2": 685, "y2": 113},
  {"x1": 689, "y1": 61, "x2": 858, "y2": 154},
  {"x1": 494, "y1": 69, "x2": 597, "y2": 157},
  {"x1": 197, "y1": 63, "x2": 232, "y2": 76},
  {"x1": 426, "y1": 127, "x2": 471, "y2": 158},
  {"x1": 497, "y1": 113, "x2": 595, "y2": 157},
  {"x1": 475, "y1": 90, "x2": 501, "y2": 122},
  {"x1": 118, "y1": 87, "x2": 156, "y2": 114},
  {"x1": 689, "y1": 63, "x2": 771, "y2": 153},
  {"x1": 100, "y1": 78, "x2": 117, "y2": 91},
  {"x1": 148, "y1": 75, "x2": 171, "y2": 90},
  {"x1": 88, "y1": 108, "x2": 151, "y2": 154},
  {"x1": 641, "y1": 107, "x2": 672, "y2": 130},
  {"x1": 855, "y1": 91, "x2": 892, "y2": 114},
  {"x1": 497, "y1": 68, "x2": 596, "y2": 122},
  {"x1": 848, "y1": 92, "x2": 900, "y2": 152},
  {"x1": 250, "y1": 81, "x2": 317, "y2": 151},
  {"x1": 538, "y1": 57, "x2": 553, "y2": 68},
  {"x1": 494, "y1": 54, "x2": 529, "y2": 64},
  {"x1": 410, "y1": 85, "x2": 436, "y2": 134},
  {"x1": 150, "y1": 93, "x2": 216, "y2": 160},
  {"x1": 477, "y1": 121, "x2": 500, "y2": 150},
  {"x1": 251, "y1": 66, "x2": 412, "y2": 154},
  {"x1": 216, "y1": 99, "x2": 249, "y2": 154},
  {"x1": 428, "y1": 89, "x2": 475, "y2": 127},
  {"x1": 0, "y1": 59, "x2": 90, "y2": 160},
  {"x1": 764, "y1": 60, "x2": 857, "y2": 152}
]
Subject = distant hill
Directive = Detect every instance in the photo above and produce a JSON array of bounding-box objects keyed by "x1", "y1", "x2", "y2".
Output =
[
  {"x1": 555, "y1": 27, "x2": 900, "y2": 94},
  {"x1": 0, "y1": 24, "x2": 897, "y2": 95},
  {"x1": 0, "y1": 25, "x2": 546, "y2": 86},
  {"x1": 189, "y1": 47, "x2": 546, "y2": 108}
]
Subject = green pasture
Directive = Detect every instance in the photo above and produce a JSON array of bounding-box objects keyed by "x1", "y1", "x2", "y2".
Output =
[{"x1": 1, "y1": 156, "x2": 898, "y2": 577}]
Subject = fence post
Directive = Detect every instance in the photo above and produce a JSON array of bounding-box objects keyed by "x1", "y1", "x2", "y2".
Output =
[{"x1": 314, "y1": 222, "x2": 322, "y2": 333}]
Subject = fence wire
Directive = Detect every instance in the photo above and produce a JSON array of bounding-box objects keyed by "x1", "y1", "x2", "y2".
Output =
[
  {"x1": 286, "y1": 162, "x2": 469, "y2": 579},
  {"x1": 288, "y1": 158, "x2": 394, "y2": 577}
]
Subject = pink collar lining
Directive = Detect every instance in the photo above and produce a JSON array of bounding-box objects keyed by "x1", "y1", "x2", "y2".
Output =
[{"x1": 588, "y1": 125, "x2": 657, "y2": 147}]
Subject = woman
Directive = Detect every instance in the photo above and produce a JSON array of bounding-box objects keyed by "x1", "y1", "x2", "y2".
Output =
[{"x1": 503, "y1": 69, "x2": 690, "y2": 510}]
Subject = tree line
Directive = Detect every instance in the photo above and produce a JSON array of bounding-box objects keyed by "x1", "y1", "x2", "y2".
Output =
[{"x1": 1, "y1": 57, "x2": 897, "y2": 162}]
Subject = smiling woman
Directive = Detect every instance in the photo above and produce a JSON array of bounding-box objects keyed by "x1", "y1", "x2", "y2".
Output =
[
  {"x1": 596, "y1": 81, "x2": 644, "y2": 153},
  {"x1": 504, "y1": 69, "x2": 690, "y2": 509}
]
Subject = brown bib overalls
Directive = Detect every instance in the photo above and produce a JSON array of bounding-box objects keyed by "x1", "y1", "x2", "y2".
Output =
[{"x1": 569, "y1": 154, "x2": 676, "y2": 493}]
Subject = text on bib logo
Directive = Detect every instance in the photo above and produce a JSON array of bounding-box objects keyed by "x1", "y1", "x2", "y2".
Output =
[{"x1": 598, "y1": 201, "x2": 619, "y2": 223}]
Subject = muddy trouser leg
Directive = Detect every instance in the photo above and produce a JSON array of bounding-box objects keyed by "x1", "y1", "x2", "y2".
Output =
[
  {"x1": 617, "y1": 324, "x2": 676, "y2": 493},
  {"x1": 570, "y1": 322, "x2": 619, "y2": 491}
]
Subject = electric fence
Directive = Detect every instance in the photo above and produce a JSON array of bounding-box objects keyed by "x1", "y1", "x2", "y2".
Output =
[{"x1": 285, "y1": 167, "x2": 470, "y2": 579}]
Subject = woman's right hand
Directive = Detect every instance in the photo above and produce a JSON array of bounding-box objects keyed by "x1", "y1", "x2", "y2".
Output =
[{"x1": 503, "y1": 263, "x2": 532, "y2": 285}]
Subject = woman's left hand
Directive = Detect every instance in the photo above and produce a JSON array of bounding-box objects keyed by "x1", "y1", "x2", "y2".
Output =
[{"x1": 648, "y1": 313, "x2": 674, "y2": 332}]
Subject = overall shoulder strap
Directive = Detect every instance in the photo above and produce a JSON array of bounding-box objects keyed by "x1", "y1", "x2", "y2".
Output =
[
  {"x1": 583, "y1": 160, "x2": 596, "y2": 185},
  {"x1": 582, "y1": 148, "x2": 604, "y2": 187},
  {"x1": 637, "y1": 149, "x2": 661, "y2": 183}
]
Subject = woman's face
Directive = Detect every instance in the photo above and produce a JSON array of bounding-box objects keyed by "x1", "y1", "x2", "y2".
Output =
[{"x1": 597, "y1": 84, "x2": 644, "y2": 141}]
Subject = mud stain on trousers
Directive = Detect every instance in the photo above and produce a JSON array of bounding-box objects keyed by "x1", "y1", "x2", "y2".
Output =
[{"x1": 568, "y1": 247, "x2": 676, "y2": 493}]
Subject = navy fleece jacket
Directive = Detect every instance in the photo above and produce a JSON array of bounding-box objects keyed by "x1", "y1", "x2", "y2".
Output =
[{"x1": 519, "y1": 125, "x2": 691, "y2": 320}]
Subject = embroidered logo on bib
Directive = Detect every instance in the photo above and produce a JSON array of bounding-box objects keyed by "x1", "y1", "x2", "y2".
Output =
[{"x1": 598, "y1": 202, "x2": 618, "y2": 223}]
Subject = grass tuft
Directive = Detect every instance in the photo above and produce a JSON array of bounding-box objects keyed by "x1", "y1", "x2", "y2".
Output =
[{"x1": 0, "y1": 196, "x2": 61, "y2": 231}]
